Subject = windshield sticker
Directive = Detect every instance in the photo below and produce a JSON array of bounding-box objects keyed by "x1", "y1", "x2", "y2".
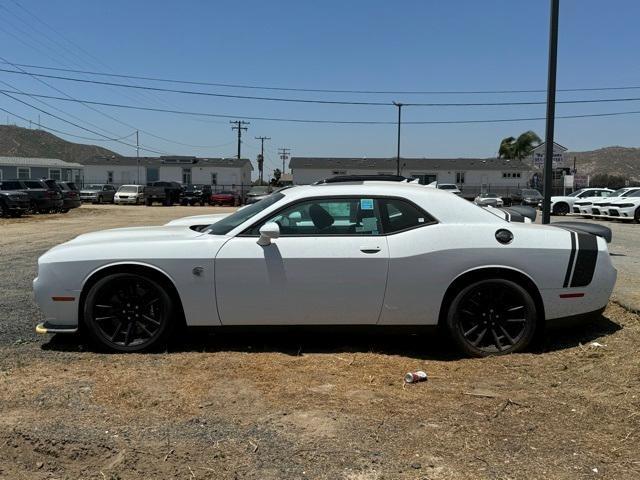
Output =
[{"x1": 360, "y1": 198, "x2": 374, "y2": 210}]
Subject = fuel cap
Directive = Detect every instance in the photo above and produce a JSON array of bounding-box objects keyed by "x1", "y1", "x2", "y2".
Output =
[{"x1": 495, "y1": 229, "x2": 514, "y2": 244}]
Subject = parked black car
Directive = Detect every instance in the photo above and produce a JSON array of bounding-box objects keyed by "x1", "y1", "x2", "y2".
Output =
[
  {"x1": 511, "y1": 189, "x2": 543, "y2": 207},
  {"x1": 0, "y1": 186, "x2": 29, "y2": 217},
  {"x1": 145, "y1": 181, "x2": 183, "y2": 206},
  {"x1": 0, "y1": 179, "x2": 63, "y2": 213},
  {"x1": 56, "y1": 181, "x2": 82, "y2": 212},
  {"x1": 180, "y1": 184, "x2": 212, "y2": 206}
]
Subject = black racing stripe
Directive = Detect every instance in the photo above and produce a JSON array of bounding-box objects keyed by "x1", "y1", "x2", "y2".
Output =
[
  {"x1": 563, "y1": 232, "x2": 577, "y2": 288},
  {"x1": 571, "y1": 233, "x2": 599, "y2": 287}
]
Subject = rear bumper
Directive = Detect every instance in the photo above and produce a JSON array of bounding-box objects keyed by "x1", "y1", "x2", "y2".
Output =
[{"x1": 63, "y1": 199, "x2": 81, "y2": 209}]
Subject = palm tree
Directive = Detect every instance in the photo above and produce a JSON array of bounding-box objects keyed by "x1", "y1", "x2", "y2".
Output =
[{"x1": 498, "y1": 131, "x2": 541, "y2": 160}]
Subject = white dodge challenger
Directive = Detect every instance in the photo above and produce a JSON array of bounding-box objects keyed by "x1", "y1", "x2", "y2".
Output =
[{"x1": 33, "y1": 179, "x2": 617, "y2": 357}]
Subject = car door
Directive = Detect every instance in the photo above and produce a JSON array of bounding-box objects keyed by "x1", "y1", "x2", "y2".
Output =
[{"x1": 214, "y1": 196, "x2": 390, "y2": 325}]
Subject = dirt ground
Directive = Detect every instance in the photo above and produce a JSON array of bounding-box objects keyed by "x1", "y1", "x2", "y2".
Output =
[{"x1": 1, "y1": 205, "x2": 639, "y2": 479}]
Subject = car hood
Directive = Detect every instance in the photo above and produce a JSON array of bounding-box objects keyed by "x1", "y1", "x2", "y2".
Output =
[
  {"x1": 165, "y1": 213, "x2": 230, "y2": 227},
  {"x1": 550, "y1": 196, "x2": 573, "y2": 202},
  {"x1": 63, "y1": 225, "x2": 204, "y2": 247}
]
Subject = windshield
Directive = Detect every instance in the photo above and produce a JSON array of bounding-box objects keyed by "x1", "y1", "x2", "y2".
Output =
[
  {"x1": 118, "y1": 186, "x2": 138, "y2": 193},
  {"x1": 439, "y1": 185, "x2": 457, "y2": 190},
  {"x1": 522, "y1": 189, "x2": 541, "y2": 197},
  {"x1": 620, "y1": 189, "x2": 639, "y2": 197},
  {"x1": 629, "y1": 190, "x2": 640, "y2": 198},
  {"x1": 248, "y1": 186, "x2": 270, "y2": 195},
  {"x1": 85, "y1": 184, "x2": 103, "y2": 191},
  {"x1": 480, "y1": 193, "x2": 499, "y2": 198},
  {"x1": 567, "y1": 189, "x2": 585, "y2": 197},
  {"x1": 206, "y1": 193, "x2": 285, "y2": 235}
]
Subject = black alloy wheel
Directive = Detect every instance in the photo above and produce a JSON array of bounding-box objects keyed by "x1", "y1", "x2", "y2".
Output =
[
  {"x1": 634, "y1": 207, "x2": 640, "y2": 223},
  {"x1": 446, "y1": 278, "x2": 537, "y2": 357},
  {"x1": 83, "y1": 273, "x2": 173, "y2": 352},
  {"x1": 554, "y1": 203, "x2": 569, "y2": 215}
]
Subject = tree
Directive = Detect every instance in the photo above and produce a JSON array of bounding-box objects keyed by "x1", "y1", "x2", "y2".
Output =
[
  {"x1": 498, "y1": 131, "x2": 542, "y2": 160},
  {"x1": 271, "y1": 168, "x2": 282, "y2": 185},
  {"x1": 589, "y1": 173, "x2": 627, "y2": 189}
]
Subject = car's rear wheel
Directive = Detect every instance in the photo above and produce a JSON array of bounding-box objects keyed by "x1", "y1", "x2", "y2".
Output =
[
  {"x1": 83, "y1": 273, "x2": 173, "y2": 352},
  {"x1": 553, "y1": 202, "x2": 569, "y2": 215},
  {"x1": 446, "y1": 278, "x2": 537, "y2": 357}
]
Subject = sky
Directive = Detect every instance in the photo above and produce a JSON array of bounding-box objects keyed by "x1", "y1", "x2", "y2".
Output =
[{"x1": 1, "y1": 0, "x2": 639, "y2": 175}]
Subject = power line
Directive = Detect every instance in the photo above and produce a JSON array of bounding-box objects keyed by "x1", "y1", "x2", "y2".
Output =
[
  {"x1": 4, "y1": 60, "x2": 640, "y2": 96},
  {"x1": 0, "y1": 90, "x2": 167, "y2": 154},
  {"x1": 3, "y1": 67, "x2": 640, "y2": 107},
  {"x1": 0, "y1": 105, "x2": 134, "y2": 142},
  {"x1": 2, "y1": 88, "x2": 640, "y2": 125},
  {"x1": 0, "y1": 68, "x2": 390, "y2": 106}
]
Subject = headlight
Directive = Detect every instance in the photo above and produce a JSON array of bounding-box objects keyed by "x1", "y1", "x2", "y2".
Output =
[{"x1": 617, "y1": 203, "x2": 635, "y2": 208}]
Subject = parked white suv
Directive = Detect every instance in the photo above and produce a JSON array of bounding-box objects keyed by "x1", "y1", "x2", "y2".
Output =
[{"x1": 114, "y1": 185, "x2": 145, "y2": 205}]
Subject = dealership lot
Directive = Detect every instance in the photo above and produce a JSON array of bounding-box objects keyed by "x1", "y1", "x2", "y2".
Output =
[{"x1": 1, "y1": 205, "x2": 639, "y2": 479}]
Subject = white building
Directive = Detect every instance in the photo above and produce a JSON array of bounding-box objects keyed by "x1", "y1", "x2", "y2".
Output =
[
  {"x1": 0, "y1": 156, "x2": 84, "y2": 183},
  {"x1": 80, "y1": 156, "x2": 253, "y2": 191},
  {"x1": 289, "y1": 157, "x2": 534, "y2": 195}
]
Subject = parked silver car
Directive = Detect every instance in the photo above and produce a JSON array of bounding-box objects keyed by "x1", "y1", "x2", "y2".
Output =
[
  {"x1": 80, "y1": 184, "x2": 117, "y2": 203},
  {"x1": 114, "y1": 185, "x2": 145, "y2": 204},
  {"x1": 474, "y1": 192, "x2": 504, "y2": 207}
]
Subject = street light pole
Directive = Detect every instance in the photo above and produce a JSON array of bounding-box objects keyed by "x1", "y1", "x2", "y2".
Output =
[
  {"x1": 542, "y1": 0, "x2": 560, "y2": 224},
  {"x1": 393, "y1": 102, "x2": 403, "y2": 176}
]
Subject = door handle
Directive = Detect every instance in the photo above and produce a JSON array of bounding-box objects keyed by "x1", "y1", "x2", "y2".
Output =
[{"x1": 360, "y1": 246, "x2": 381, "y2": 254}]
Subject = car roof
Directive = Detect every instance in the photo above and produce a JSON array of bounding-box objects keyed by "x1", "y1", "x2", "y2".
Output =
[{"x1": 273, "y1": 182, "x2": 503, "y2": 225}]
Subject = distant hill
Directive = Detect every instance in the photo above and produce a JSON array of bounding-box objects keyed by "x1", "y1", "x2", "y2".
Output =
[
  {"x1": 567, "y1": 146, "x2": 640, "y2": 181},
  {"x1": 0, "y1": 125, "x2": 119, "y2": 163}
]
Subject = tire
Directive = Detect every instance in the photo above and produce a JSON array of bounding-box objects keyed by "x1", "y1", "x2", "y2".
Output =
[
  {"x1": 97, "y1": 196, "x2": 103, "y2": 204},
  {"x1": 445, "y1": 278, "x2": 537, "y2": 357},
  {"x1": 83, "y1": 273, "x2": 174, "y2": 352},
  {"x1": 635, "y1": 207, "x2": 640, "y2": 224},
  {"x1": 553, "y1": 202, "x2": 569, "y2": 215},
  {"x1": 145, "y1": 198, "x2": 153, "y2": 206},
  {"x1": 0, "y1": 202, "x2": 7, "y2": 217}
]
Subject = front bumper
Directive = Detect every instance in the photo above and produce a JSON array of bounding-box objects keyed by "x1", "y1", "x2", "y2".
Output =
[
  {"x1": 80, "y1": 194, "x2": 98, "y2": 202},
  {"x1": 608, "y1": 206, "x2": 636, "y2": 219},
  {"x1": 115, "y1": 196, "x2": 141, "y2": 204}
]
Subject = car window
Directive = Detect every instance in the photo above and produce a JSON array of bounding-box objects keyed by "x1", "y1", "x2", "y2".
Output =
[
  {"x1": 207, "y1": 192, "x2": 285, "y2": 235},
  {"x1": 247, "y1": 197, "x2": 383, "y2": 236},
  {"x1": 0, "y1": 181, "x2": 22, "y2": 190},
  {"x1": 24, "y1": 181, "x2": 44, "y2": 189},
  {"x1": 379, "y1": 198, "x2": 434, "y2": 233}
]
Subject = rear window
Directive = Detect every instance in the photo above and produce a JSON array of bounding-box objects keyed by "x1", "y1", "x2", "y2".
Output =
[
  {"x1": 0, "y1": 181, "x2": 22, "y2": 190},
  {"x1": 379, "y1": 198, "x2": 435, "y2": 233}
]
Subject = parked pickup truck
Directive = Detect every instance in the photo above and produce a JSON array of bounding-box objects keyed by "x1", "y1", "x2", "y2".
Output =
[{"x1": 145, "y1": 181, "x2": 183, "y2": 206}]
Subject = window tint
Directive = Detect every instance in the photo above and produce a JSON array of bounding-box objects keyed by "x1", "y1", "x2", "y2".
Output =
[
  {"x1": 379, "y1": 198, "x2": 434, "y2": 233},
  {"x1": 24, "y1": 181, "x2": 44, "y2": 189},
  {"x1": 249, "y1": 197, "x2": 383, "y2": 236},
  {"x1": 0, "y1": 181, "x2": 22, "y2": 190}
]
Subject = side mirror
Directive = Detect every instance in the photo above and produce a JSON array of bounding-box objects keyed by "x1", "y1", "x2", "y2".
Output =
[{"x1": 257, "y1": 222, "x2": 280, "y2": 246}]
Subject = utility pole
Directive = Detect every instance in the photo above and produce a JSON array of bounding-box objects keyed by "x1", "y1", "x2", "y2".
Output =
[
  {"x1": 541, "y1": 0, "x2": 560, "y2": 224},
  {"x1": 136, "y1": 130, "x2": 140, "y2": 185},
  {"x1": 230, "y1": 120, "x2": 249, "y2": 160},
  {"x1": 393, "y1": 102, "x2": 403, "y2": 176},
  {"x1": 255, "y1": 136, "x2": 270, "y2": 185},
  {"x1": 278, "y1": 148, "x2": 290, "y2": 174}
]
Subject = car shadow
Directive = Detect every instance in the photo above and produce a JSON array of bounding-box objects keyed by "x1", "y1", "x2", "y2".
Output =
[{"x1": 41, "y1": 313, "x2": 622, "y2": 360}]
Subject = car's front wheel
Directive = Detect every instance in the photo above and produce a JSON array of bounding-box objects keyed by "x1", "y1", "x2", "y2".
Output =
[
  {"x1": 446, "y1": 278, "x2": 537, "y2": 357},
  {"x1": 83, "y1": 273, "x2": 174, "y2": 352},
  {"x1": 553, "y1": 202, "x2": 569, "y2": 215}
]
